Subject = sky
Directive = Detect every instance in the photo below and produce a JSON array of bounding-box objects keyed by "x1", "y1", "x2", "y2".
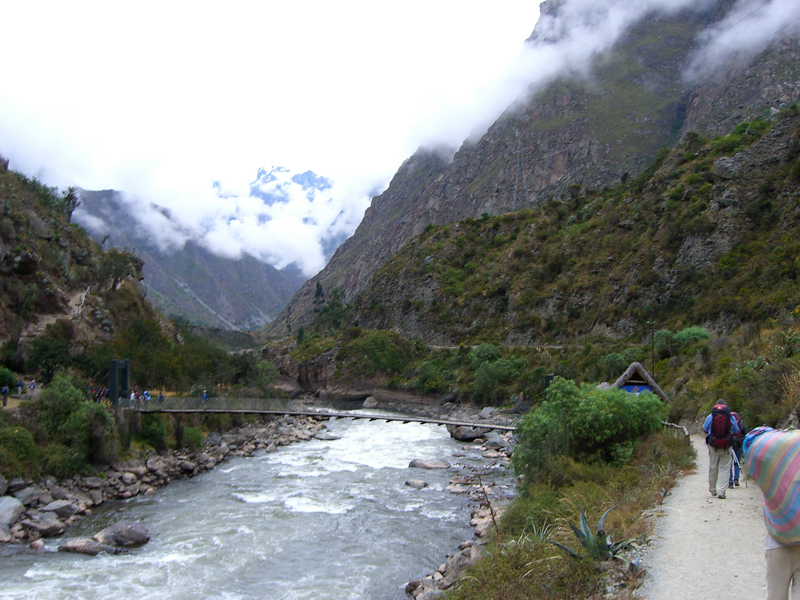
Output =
[{"x1": 1, "y1": 0, "x2": 798, "y2": 278}]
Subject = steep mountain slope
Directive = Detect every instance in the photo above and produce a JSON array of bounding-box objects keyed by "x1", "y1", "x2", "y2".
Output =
[
  {"x1": 76, "y1": 189, "x2": 306, "y2": 329},
  {"x1": 0, "y1": 157, "x2": 147, "y2": 364},
  {"x1": 267, "y1": 2, "x2": 800, "y2": 338},
  {"x1": 349, "y1": 111, "x2": 800, "y2": 344}
]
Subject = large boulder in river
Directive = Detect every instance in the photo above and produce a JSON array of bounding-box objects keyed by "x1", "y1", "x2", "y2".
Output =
[
  {"x1": 409, "y1": 459, "x2": 450, "y2": 470},
  {"x1": 0, "y1": 496, "x2": 24, "y2": 528},
  {"x1": 59, "y1": 538, "x2": 121, "y2": 556},
  {"x1": 405, "y1": 479, "x2": 428, "y2": 489},
  {"x1": 446, "y1": 425, "x2": 491, "y2": 442},
  {"x1": 21, "y1": 512, "x2": 65, "y2": 537},
  {"x1": 93, "y1": 521, "x2": 150, "y2": 547}
]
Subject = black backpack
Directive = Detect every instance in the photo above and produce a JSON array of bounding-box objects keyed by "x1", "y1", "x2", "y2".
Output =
[{"x1": 707, "y1": 404, "x2": 732, "y2": 449}]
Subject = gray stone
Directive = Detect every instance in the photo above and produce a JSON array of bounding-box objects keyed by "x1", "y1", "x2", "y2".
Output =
[
  {"x1": 13, "y1": 486, "x2": 40, "y2": 506},
  {"x1": 7, "y1": 478, "x2": 27, "y2": 493},
  {"x1": 314, "y1": 432, "x2": 341, "y2": 441},
  {"x1": 0, "y1": 496, "x2": 24, "y2": 527},
  {"x1": 206, "y1": 431, "x2": 222, "y2": 445},
  {"x1": 478, "y1": 407, "x2": 494, "y2": 418},
  {"x1": 88, "y1": 489, "x2": 104, "y2": 506},
  {"x1": 713, "y1": 156, "x2": 741, "y2": 179},
  {"x1": 0, "y1": 474, "x2": 7, "y2": 496},
  {"x1": 405, "y1": 479, "x2": 428, "y2": 489},
  {"x1": 121, "y1": 472, "x2": 138, "y2": 485},
  {"x1": 446, "y1": 425, "x2": 491, "y2": 442},
  {"x1": 0, "y1": 525, "x2": 11, "y2": 543},
  {"x1": 82, "y1": 477, "x2": 104, "y2": 489},
  {"x1": 179, "y1": 460, "x2": 197, "y2": 473},
  {"x1": 40, "y1": 500, "x2": 78, "y2": 520},
  {"x1": 363, "y1": 396, "x2": 378, "y2": 409},
  {"x1": 409, "y1": 459, "x2": 450, "y2": 469},
  {"x1": 419, "y1": 591, "x2": 445, "y2": 600},
  {"x1": 59, "y1": 538, "x2": 121, "y2": 556},
  {"x1": 21, "y1": 512, "x2": 65, "y2": 537},
  {"x1": 93, "y1": 521, "x2": 150, "y2": 547}
]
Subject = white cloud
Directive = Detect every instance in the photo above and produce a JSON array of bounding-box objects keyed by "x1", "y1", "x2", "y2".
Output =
[
  {"x1": 686, "y1": 0, "x2": 800, "y2": 81},
  {"x1": 3, "y1": 0, "x2": 798, "y2": 278}
]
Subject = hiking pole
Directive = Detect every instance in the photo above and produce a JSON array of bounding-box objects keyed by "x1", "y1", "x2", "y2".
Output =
[{"x1": 731, "y1": 447, "x2": 746, "y2": 488}]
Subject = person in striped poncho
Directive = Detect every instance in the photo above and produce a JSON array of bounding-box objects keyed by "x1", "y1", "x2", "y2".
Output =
[{"x1": 745, "y1": 426, "x2": 800, "y2": 599}]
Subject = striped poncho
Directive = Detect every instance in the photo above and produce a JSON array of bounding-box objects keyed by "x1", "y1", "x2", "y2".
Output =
[{"x1": 745, "y1": 427, "x2": 800, "y2": 544}]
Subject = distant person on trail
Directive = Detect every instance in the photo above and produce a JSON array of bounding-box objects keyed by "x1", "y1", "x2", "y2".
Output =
[
  {"x1": 158, "y1": 391, "x2": 164, "y2": 403},
  {"x1": 702, "y1": 399, "x2": 739, "y2": 499},
  {"x1": 744, "y1": 426, "x2": 800, "y2": 600},
  {"x1": 16, "y1": 380, "x2": 22, "y2": 396},
  {"x1": 1, "y1": 385, "x2": 8, "y2": 407},
  {"x1": 130, "y1": 390, "x2": 136, "y2": 406},
  {"x1": 729, "y1": 411, "x2": 746, "y2": 488},
  {"x1": 29, "y1": 380, "x2": 36, "y2": 396},
  {"x1": 202, "y1": 390, "x2": 208, "y2": 402}
]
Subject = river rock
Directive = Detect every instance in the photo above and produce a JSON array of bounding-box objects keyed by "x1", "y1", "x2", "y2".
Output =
[
  {"x1": 446, "y1": 425, "x2": 491, "y2": 442},
  {"x1": 59, "y1": 538, "x2": 121, "y2": 556},
  {"x1": 0, "y1": 474, "x2": 7, "y2": 496},
  {"x1": 405, "y1": 479, "x2": 428, "y2": 489},
  {"x1": 409, "y1": 459, "x2": 450, "y2": 470},
  {"x1": 0, "y1": 496, "x2": 24, "y2": 527},
  {"x1": 21, "y1": 512, "x2": 65, "y2": 537},
  {"x1": 206, "y1": 431, "x2": 222, "y2": 445},
  {"x1": 93, "y1": 521, "x2": 150, "y2": 547},
  {"x1": 363, "y1": 396, "x2": 378, "y2": 409},
  {"x1": 82, "y1": 477, "x2": 104, "y2": 489},
  {"x1": 482, "y1": 450, "x2": 501, "y2": 459},
  {"x1": 418, "y1": 591, "x2": 445, "y2": 600},
  {"x1": 0, "y1": 525, "x2": 11, "y2": 543},
  {"x1": 479, "y1": 407, "x2": 494, "y2": 418},
  {"x1": 314, "y1": 432, "x2": 340, "y2": 441},
  {"x1": 7, "y1": 478, "x2": 28, "y2": 494},
  {"x1": 13, "y1": 486, "x2": 40, "y2": 506},
  {"x1": 179, "y1": 460, "x2": 197, "y2": 473},
  {"x1": 40, "y1": 500, "x2": 79, "y2": 520},
  {"x1": 121, "y1": 472, "x2": 138, "y2": 485},
  {"x1": 88, "y1": 489, "x2": 104, "y2": 505}
]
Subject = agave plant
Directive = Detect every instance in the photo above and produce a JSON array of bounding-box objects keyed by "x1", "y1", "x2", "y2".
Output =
[{"x1": 549, "y1": 506, "x2": 628, "y2": 560}]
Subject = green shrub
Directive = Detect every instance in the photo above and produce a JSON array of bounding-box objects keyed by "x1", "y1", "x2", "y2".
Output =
[
  {"x1": 674, "y1": 326, "x2": 710, "y2": 349},
  {"x1": 183, "y1": 426, "x2": 204, "y2": 450},
  {"x1": 473, "y1": 357, "x2": 528, "y2": 402},
  {"x1": 513, "y1": 377, "x2": 667, "y2": 475},
  {"x1": 469, "y1": 343, "x2": 501, "y2": 370},
  {"x1": 0, "y1": 425, "x2": 38, "y2": 475},
  {"x1": 41, "y1": 443, "x2": 88, "y2": 478},
  {"x1": 36, "y1": 373, "x2": 85, "y2": 435},
  {"x1": 416, "y1": 361, "x2": 453, "y2": 394},
  {"x1": 0, "y1": 366, "x2": 15, "y2": 388},
  {"x1": 139, "y1": 413, "x2": 167, "y2": 451},
  {"x1": 654, "y1": 329, "x2": 676, "y2": 359}
]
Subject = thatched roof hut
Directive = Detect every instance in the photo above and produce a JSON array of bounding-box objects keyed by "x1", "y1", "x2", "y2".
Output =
[{"x1": 609, "y1": 361, "x2": 670, "y2": 403}]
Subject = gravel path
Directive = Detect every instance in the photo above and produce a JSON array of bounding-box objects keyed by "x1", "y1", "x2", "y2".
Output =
[{"x1": 636, "y1": 435, "x2": 766, "y2": 599}]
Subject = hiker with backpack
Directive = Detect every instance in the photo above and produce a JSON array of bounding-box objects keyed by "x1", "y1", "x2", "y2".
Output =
[
  {"x1": 729, "y1": 411, "x2": 746, "y2": 488},
  {"x1": 702, "y1": 399, "x2": 740, "y2": 499}
]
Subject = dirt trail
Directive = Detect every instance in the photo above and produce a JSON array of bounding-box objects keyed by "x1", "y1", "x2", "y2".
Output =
[{"x1": 637, "y1": 435, "x2": 766, "y2": 599}]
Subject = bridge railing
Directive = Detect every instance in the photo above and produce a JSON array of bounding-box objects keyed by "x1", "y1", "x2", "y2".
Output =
[{"x1": 124, "y1": 396, "x2": 306, "y2": 412}]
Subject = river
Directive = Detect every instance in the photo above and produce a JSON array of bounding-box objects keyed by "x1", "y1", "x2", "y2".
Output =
[{"x1": 0, "y1": 412, "x2": 512, "y2": 599}]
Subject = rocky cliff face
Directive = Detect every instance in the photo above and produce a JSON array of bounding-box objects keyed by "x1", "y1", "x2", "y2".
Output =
[{"x1": 267, "y1": 2, "x2": 800, "y2": 338}]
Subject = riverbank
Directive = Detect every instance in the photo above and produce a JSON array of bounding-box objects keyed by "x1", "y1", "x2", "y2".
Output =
[{"x1": 0, "y1": 413, "x2": 331, "y2": 546}]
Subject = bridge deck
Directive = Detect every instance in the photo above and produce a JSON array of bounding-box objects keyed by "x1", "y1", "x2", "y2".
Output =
[{"x1": 131, "y1": 408, "x2": 517, "y2": 432}]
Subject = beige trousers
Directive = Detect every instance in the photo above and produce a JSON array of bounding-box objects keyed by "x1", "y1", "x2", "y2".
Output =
[
  {"x1": 707, "y1": 446, "x2": 732, "y2": 497},
  {"x1": 767, "y1": 544, "x2": 800, "y2": 600}
]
